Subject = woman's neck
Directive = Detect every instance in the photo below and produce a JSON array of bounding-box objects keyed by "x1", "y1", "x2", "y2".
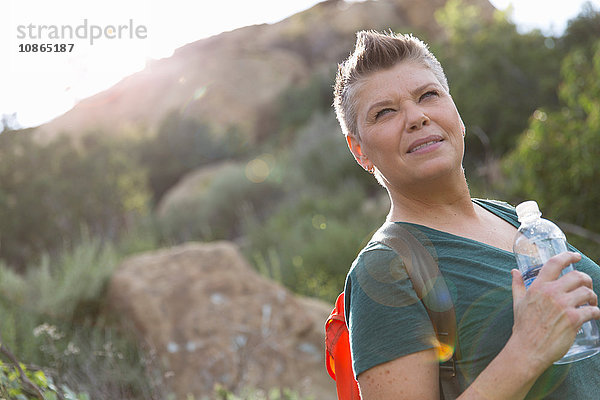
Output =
[{"x1": 385, "y1": 173, "x2": 475, "y2": 226}]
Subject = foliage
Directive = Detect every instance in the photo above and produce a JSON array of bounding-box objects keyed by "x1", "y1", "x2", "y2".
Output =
[
  {"x1": 435, "y1": 0, "x2": 562, "y2": 164},
  {"x1": 157, "y1": 161, "x2": 283, "y2": 244},
  {"x1": 502, "y1": 41, "x2": 600, "y2": 261},
  {"x1": 210, "y1": 384, "x2": 314, "y2": 400},
  {"x1": 243, "y1": 113, "x2": 384, "y2": 302},
  {"x1": 0, "y1": 235, "x2": 164, "y2": 399},
  {"x1": 0, "y1": 360, "x2": 89, "y2": 400},
  {"x1": 258, "y1": 70, "x2": 335, "y2": 149},
  {"x1": 560, "y1": 2, "x2": 600, "y2": 56},
  {"x1": 138, "y1": 112, "x2": 246, "y2": 203},
  {"x1": 276, "y1": 71, "x2": 334, "y2": 133},
  {"x1": 30, "y1": 322, "x2": 165, "y2": 400},
  {"x1": 0, "y1": 233, "x2": 117, "y2": 358},
  {"x1": 115, "y1": 214, "x2": 161, "y2": 257},
  {"x1": 0, "y1": 130, "x2": 150, "y2": 271},
  {"x1": 246, "y1": 184, "x2": 383, "y2": 302}
]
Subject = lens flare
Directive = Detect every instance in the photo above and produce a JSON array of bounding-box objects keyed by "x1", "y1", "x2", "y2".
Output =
[
  {"x1": 312, "y1": 214, "x2": 327, "y2": 230},
  {"x1": 429, "y1": 336, "x2": 455, "y2": 362},
  {"x1": 245, "y1": 158, "x2": 269, "y2": 183}
]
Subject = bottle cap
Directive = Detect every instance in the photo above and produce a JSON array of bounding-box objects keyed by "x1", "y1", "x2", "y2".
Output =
[{"x1": 515, "y1": 200, "x2": 542, "y2": 222}]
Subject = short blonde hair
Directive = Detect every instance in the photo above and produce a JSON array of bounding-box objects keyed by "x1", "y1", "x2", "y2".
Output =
[{"x1": 333, "y1": 30, "x2": 449, "y2": 139}]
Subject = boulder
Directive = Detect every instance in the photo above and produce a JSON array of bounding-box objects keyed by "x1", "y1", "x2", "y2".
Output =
[{"x1": 107, "y1": 241, "x2": 336, "y2": 399}]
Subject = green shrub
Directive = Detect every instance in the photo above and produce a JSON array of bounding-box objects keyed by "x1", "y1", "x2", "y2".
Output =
[
  {"x1": 116, "y1": 214, "x2": 161, "y2": 257},
  {"x1": 435, "y1": 0, "x2": 561, "y2": 162},
  {"x1": 30, "y1": 321, "x2": 165, "y2": 400},
  {"x1": 0, "y1": 360, "x2": 89, "y2": 400},
  {"x1": 0, "y1": 234, "x2": 164, "y2": 399},
  {"x1": 242, "y1": 112, "x2": 385, "y2": 301},
  {"x1": 210, "y1": 384, "x2": 314, "y2": 400},
  {"x1": 138, "y1": 112, "x2": 246, "y2": 203},
  {"x1": 274, "y1": 71, "x2": 334, "y2": 139},
  {"x1": 158, "y1": 162, "x2": 283, "y2": 244},
  {"x1": 245, "y1": 181, "x2": 384, "y2": 302},
  {"x1": 284, "y1": 112, "x2": 378, "y2": 194},
  {"x1": 502, "y1": 41, "x2": 600, "y2": 261},
  {"x1": 0, "y1": 233, "x2": 117, "y2": 345},
  {"x1": 0, "y1": 130, "x2": 151, "y2": 271}
]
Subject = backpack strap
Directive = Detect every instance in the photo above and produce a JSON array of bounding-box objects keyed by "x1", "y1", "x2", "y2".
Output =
[
  {"x1": 372, "y1": 222, "x2": 461, "y2": 398},
  {"x1": 325, "y1": 222, "x2": 462, "y2": 399},
  {"x1": 325, "y1": 292, "x2": 361, "y2": 400}
]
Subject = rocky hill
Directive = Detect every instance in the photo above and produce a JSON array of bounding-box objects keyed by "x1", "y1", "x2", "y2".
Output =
[{"x1": 33, "y1": 0, "x2": 495, "y2": 143}]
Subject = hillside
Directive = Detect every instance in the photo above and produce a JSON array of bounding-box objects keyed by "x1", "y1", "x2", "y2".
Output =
[{"x1": 33, "y1": 0, "x2": 495, "y2": 143}]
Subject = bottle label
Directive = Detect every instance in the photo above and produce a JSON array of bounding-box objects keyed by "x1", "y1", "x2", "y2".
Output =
[{"x1": 522, "y1": 265, "x2": 542, "y2": 288}]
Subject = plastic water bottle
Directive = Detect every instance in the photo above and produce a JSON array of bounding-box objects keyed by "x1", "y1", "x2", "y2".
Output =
[{"x1": 513, "y1": 200, "x2": 600, "y2": 364}]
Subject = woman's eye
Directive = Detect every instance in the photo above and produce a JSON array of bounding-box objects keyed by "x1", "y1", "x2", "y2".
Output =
[
  {"x1": 375, "y1": 108, "x2": 394, "y2": 119},
  {"x1": 419, "y1": 90, "x2": 439, "y2": 102}
]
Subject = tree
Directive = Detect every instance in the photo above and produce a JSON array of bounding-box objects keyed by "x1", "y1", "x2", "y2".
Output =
[
  {"x1": 502, "y1": 40, "x2": 600, "y2": 260},
  {"x1": 560, "y1": 2, "x2": 600, "y2": 57},
  {"x1": 0, "y1": 130, "x2": 150, "y2": 270},
  {"x1": 434, "y1": 0, "x2": 562, "y2": 166},
  {"x1": 138, "y1": 112, "x2": 244, "y2": 204}
]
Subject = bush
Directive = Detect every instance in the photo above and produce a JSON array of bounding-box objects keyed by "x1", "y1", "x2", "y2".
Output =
[
  {"x1": 256, "y1": 70, "x2": 336, "y2": 150},
  {"x1": 502, "y1": 41, "x2": 600, "y2": 261},
  {"x1": 0, "y1": 130, "x2": 151, "y2": 271},
  {"x1": 138, "y1": 112, "x2": 246, "y2": 204},
  {"x1": 0, "y1": 360, "x2": 89, "y2": 400},
  {"x1": 435, "y1": 0, "x2": 561, "y2": 163},
  {"x1": 157, "y1": 161, "x2": 283, "y2": 244},
  {"x1": 243, "y1": 113, "x2": 385, "y2": 301},
  {"x1": 210, "y1": 384, "x2": 314, "y2": 400},
  {"x1": 0, "y1": 234, "x2": 164, "y2": 399},
  {"x1": 245, "y1": 180, "x2": 384, "y2": 302},
  {"x1": 284, "y1": 112, "x2": 378, "y2": 193}
]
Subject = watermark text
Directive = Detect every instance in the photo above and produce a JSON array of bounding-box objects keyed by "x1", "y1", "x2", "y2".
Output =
[{"x1": 16, "y1": 19, "x2": 147, "y2": 45}]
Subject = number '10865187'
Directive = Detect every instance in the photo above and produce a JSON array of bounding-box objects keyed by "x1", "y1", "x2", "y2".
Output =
[{"x1": 18, "y1": 43, "x2": 74, "y2": 52}]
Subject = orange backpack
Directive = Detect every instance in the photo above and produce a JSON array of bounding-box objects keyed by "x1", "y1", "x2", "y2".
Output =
[
  {"x1": 325, "y1": 292, "x2": 360, "y2": 400},
  {"x1": 324, "y1": 222, "x2": 461, "y2": 400}
]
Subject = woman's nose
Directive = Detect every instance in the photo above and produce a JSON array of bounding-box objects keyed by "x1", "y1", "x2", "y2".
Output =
[{"x1": 405, "y1": 104, "x2": 430, "y2": 132}]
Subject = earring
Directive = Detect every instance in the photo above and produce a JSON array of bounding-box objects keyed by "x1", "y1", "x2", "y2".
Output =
[{"x1": 368, "y1": 166, "x2": 375, "y2": 174}]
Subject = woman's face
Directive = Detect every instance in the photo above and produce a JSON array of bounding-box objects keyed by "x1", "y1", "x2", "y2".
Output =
[{"x1": 350, "y1": 61, "x2": 465, "y2": 192}]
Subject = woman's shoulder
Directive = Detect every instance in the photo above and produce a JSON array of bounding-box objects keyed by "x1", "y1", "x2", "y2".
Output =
[
  {"x1": 349, "y1": 240, "x2": 397, "y2": 275},
  {"x1": 349, "y1": 223, "x2": 435, "y2": 273},
  {"x1": 472, "y1": 198, "x2": 519, "y2": 224}
]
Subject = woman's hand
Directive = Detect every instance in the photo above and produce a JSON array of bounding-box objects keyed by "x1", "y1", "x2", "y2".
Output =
[
  {"x1": 454, "y1": 252, "x2": 600, "y2": 400},
  {"x1": 509, "y1": 251, "x2": 600, "y2": 371}
]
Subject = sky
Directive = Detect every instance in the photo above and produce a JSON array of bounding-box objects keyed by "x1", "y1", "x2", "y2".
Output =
[{"x1": 0, "y1": 0, "x2": 598, "y2": 129}]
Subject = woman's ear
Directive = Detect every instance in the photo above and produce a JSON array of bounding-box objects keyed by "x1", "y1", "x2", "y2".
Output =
[{"x1": 346, "y1": 135, "x2": 373, "y2": 173}]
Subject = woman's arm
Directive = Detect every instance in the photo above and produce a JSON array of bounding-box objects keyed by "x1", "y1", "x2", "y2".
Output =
[
  {"x1": 357, "y1": 252, "x2": 600, "y2": 400},
  {"x1": 358, "y1": 348, "x2": 440, "y2": 399}
]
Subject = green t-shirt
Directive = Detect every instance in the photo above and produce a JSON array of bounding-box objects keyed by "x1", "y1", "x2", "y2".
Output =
[{"x1": 344, "y1": 199, "x2": 600, "y2": 399}]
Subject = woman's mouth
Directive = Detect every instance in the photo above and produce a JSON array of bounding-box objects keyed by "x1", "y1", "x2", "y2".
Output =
[{"x1": 408, "y1": 138, "x2": 443, "y2": 153}]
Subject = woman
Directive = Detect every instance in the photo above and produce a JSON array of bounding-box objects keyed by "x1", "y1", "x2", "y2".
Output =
[{"x1": 334, "y1": 30, "x2": 600, "y2": 399}]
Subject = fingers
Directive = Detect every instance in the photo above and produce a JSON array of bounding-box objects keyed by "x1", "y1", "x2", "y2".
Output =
[
  {"x1": 511, "y1": 269, "x2": 526, "y2": 311},
  {"x1": 574, "y1": 305, "x2": 600, "y2": 327},
  {"x1": 535, "y1": 252, "x2": 582, "y2": 282},
  {"x1": 559, "y1": 270, "x2": 594, "y2": 293},
  {"x1": 528, "y1": 253, "x2": 597, "y2": 308},
  {"x1": 566, "y1": 286, "x2": 598, "y2": 308}
]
